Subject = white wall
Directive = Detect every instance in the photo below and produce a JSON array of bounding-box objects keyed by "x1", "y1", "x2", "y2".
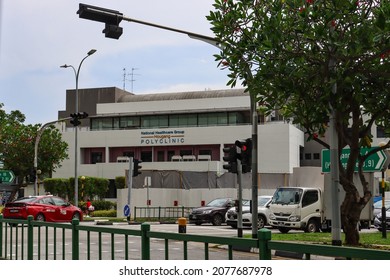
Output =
[
  {"x1": 53, "y1": 122, "x2": 304, "y2": 180},
  {"x1": 97, "y1": 96, "x2": 249, "y2": 115}
]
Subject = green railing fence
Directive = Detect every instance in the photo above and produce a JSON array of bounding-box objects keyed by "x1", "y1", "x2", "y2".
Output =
[
  {"x1": 1, "y1": 214, "x2": 390, "y2": 260},
  {"x1": 133, "y1": 206, "x2": 195, "y2": 222}
]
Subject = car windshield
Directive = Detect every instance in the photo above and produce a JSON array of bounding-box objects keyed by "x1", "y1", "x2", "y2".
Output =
[
  {"x1": 206, "y1": 198, "x2": 230, "y2": 207},
  {"x1": 374, "y1": 200, "x2": 390, "y2": 208},
  {"x1": 258, "y1": 196, "x2": 271, "y2": 206},
  {"x1": 271, "y1": 188, "x2": 302, "y2": 205}
]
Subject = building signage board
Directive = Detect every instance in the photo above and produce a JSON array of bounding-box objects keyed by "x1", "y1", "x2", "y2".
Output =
[{"x1": 140, "y1": 130, "x2": 185, "y2": 145}]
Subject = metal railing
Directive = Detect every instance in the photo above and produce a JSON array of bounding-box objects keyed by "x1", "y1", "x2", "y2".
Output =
[
  {"x1": 133, "y1": 206, "x2": 195, "y2": 222},
  {"x1": 1, "y1": 215, "x2": 390, "y2": 260}
]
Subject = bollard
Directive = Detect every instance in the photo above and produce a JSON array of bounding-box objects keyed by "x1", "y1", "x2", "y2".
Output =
[{"x1": 178, "y1": 217, "x2": 187, "y2": 233}]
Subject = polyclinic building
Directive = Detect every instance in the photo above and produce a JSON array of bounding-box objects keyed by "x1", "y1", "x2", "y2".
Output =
[{"x1": 54, "y1": 87, "x2": 305, "y2": 207}]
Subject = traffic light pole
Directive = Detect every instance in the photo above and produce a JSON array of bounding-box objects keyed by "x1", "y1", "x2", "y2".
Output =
[
  {"x1": 77, "y1": 3, "x2": 259, "y2": 236},
  {"x1": 236, "y1": 157, "x2": 243, "y2": 238},
  {"x1": 127, "y1": 157, "x2": 134, "y2": 222}
]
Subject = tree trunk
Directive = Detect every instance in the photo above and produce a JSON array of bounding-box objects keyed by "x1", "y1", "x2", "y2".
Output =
[{"x1": 340, "y1": 192, "x2": 363, "y2": 245}]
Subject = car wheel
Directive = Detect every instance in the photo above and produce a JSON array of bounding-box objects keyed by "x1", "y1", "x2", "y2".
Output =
[
  {"x1": 257, "y1": 215, "x2": 266, "y2": 229},
  {"x1": 72, "y1": 212, "x2": 81, "y2": 220},
  {"x1": 278, "y1": 227, "x2": 290, "y2": 233},
  {"x1": 36, "y1": 213, "x2": 45, "y2": 222},
  {"x1": 305, "y1": 219, "x2": 319, "y2": 233},
  {"x1": 212, "y1": 214, "x2": 223, "y2": 226}
]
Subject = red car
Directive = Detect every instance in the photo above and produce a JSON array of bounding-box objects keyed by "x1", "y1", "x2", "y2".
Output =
[{"x1": 2, "y1": 195, "x2": 83, "y2": 222}]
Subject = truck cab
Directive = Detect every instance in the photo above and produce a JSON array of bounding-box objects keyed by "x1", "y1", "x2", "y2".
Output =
[{"x1": 268, "y1": 186, "x2": 323, "y2": 233}]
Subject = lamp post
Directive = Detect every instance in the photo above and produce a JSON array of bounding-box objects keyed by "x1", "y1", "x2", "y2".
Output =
[
  {"x1": 34, "y1": 117, "x2": 72, "y2": 195},
  {"x1": 61, "y1": 49, "x2": 96, "y2": 206}
]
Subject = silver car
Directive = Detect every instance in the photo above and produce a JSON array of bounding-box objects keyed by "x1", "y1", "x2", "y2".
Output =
[
  {"x1": 226, "y1": 195, "x2": 272, "y2": 229},
  {"x1": 373, "y1": 207, "x2": 390, "y2": 231},
  {"x1": 373, "y1": 200, "x2": 390, "y2": 218}
]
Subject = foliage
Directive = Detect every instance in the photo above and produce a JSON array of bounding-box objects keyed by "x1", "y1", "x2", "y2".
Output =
[
  {"x1": 208, "y1": 0, "x2": 390, "y2": 245},
  {"x1": 46, "y1": 176, "x2": 110, "y2": 202},
  {"x1": 90, "y1": 209, "x2": 117, "y2": 217},
  {"x1": 0, "y1": 104, "x2": 68, "y2": 185},
  {"x1": 378, "y1": 180, "x2": 390, "y2": 192},
  {"x1": 43, "y1": 178, "x2": 71, "y2": 198},
  {"x1": 115, "y1": 176, "x2": 126, "y2": 189},
  {"x1": 79, "y1": 200, "x2": 116, "y2": 211},
  {"x1": 268, "y1": 231, "x2": 390, "y2": 249}
]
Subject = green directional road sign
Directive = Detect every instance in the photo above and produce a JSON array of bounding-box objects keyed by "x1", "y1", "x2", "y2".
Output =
[
  {"x1": 322, "y1": 147, "x2": 387, "y2": 173},
  {"x1": 0, "y1": 170, "x2": 15, "y2": 184}
]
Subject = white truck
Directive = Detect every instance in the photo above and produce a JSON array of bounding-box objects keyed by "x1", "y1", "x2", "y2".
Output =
[{"x1": 268, "y1": 168, "x2": 373, "y2": 233}]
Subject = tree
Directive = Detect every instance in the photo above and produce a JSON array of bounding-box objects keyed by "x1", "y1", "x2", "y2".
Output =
[
  {"x1": 0, "y1": 103, "x2": 69, "y2": 193},
  {"x1": 208, "y1": 0, "x2": 390, "y2": 245}
]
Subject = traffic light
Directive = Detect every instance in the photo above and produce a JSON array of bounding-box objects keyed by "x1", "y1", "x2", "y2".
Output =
[
  {"x1": 78, "y1": 4, "x2": 124, "y2": 40},
  {"x1": 70, "y1": 112, "x2": 89, "y2": 127},
  {"x1": 133, "y1": 158, "x2": 142, "y2": 177},
  {"x1": 28, "y1": 168, "x2": 36, "y2": 183},
  {"x1": 223, "y1": 145, "x2": 237, "y2": 173},
  {"x1": 103, "y1": 24, "x2": 123, "y2": 39},
  {"x1": 235, "y1": 138, "x2": 252, "y2": 173}
]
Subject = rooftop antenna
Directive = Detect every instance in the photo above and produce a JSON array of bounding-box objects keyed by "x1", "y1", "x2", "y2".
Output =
[{"x1": 123, "y1": 67, "x2": 140, "y2": 92}]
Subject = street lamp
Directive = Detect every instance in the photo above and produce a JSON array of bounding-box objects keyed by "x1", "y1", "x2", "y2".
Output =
[
  {"x1": 61, "y1": 49, "x2": 96, "y2": 207},
  {"x1": 34, "y1": 117, "x2": 72, "y2": 195}
]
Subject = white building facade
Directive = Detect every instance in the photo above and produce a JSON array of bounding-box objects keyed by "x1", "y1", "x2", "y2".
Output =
[{"x1": 53, "y1": 87, "x2": 305, "y2": 207}]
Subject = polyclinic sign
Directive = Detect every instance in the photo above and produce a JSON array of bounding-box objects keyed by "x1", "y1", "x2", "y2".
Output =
[{"x1": 140, "y1": 130, "x2": 185, "y2": 145}]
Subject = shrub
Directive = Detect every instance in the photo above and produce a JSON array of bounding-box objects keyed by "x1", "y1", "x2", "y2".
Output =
[
  {"x1": 115, "y1": 176, "x2": 126, "y2": 189},
  {"x1": 91, "y1": 210, "x2": 117, "y2": 217},
  {"x1": 79, "y1": 200, "x2": 116, "y2": 211}
]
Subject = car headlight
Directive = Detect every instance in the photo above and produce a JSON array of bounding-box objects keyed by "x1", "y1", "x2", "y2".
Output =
[
  {"x1": 269, "y1": 213, "x2": 275, "y2": 220},
  {"x1": 202, "y1": 210, "x2": 212, "y2": 214},
  {"x1": 288, "y1": 215, "x2": 300, "y2": 222}
]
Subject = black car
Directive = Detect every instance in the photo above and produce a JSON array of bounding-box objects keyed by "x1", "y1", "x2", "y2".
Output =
[{"x1": 189, "y1": 198, "x2": 234, "y2": 226}]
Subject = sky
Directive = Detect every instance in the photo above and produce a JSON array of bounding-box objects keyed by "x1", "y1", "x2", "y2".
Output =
[{"x1": 0, "y1": 0, "x2": 237, "y2": 125}]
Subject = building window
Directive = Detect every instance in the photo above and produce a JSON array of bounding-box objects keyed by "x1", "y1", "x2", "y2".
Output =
[
  {"x1": 304, "y1": 153, "x2": 312, "y2": 160},
  {"x1": 120, "y1": 116, "x2": 140, "y2": 129},
  {"x1": 141, "y1": 151, "x2": 152, "y2": 162},
  {"x1": 180, "y1": 150, "x2": 192, "y2": 156},
  {"x1": 91, "y1": 152, "x2": 103, "y2": 164},
  {"x1": 91, "y1": 118, "x2": 114, "y2": 130},
  {"x1": 123, "y1": 151, "x2": 134, "y2": 158},
  {"x1": 199, "y1": 149, "x2": 211, "y2": 156},
  {"x1": 167, "y1": 151, "x2": 175, "y2": 161},
  {"x1": 313, "y1": 153, "x2": 320, "y2": 160},
  {"x1": 157, "y1": 151, "x2": 165, "y2": 162},
  {"x1": 141, "y1": 115, "x2": 168, "y2": 128},
  {"x1": 90, "y1": 110, "x2": 251, "y2": 131}
]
